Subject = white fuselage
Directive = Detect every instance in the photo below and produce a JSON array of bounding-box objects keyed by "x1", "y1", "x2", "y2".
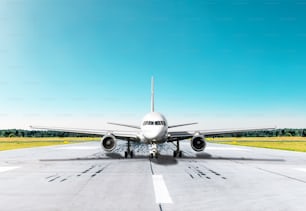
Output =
[{"x1": 140, "y1": 112, "x2": 168, "y2": 143}]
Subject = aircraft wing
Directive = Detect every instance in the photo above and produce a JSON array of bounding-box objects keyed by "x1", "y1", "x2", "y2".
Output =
[
  {"x1": 30, "y1": 126, "x2": 140, "y2": 141},
  {"x1": 167, "y1": 127, "x2": 276, "y2": 141}
]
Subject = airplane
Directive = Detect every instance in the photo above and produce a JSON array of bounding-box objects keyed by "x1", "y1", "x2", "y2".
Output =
[{"x1": 31, "y1": 77, "x2": 275, "y2": 159}]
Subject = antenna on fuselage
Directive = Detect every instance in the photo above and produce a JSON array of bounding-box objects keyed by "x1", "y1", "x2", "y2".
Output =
[{"x1": 151, "y1": 76, "x2": 154, "y2": 112}]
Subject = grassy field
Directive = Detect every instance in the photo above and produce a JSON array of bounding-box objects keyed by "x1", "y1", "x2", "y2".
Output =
[
  {"x1": 0, "y1": 137, "x2": 100, "y2": 151},
  {"x1": 209, "y1": 137, "x2": 306, "y2": 152}
]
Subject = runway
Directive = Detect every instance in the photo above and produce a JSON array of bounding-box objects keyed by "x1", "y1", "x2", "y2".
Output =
[{"x1": 1, "y1": 141, "x2": 306, "y2": 211}]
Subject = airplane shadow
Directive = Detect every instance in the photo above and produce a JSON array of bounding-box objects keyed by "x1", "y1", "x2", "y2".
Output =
[
  {"x1": 150, "y1": 155, "x2": 178, "y2": 165},
  {"x1": 39, "y1": 152, "x2": 285, "y2": 164},
  {"x1": 191, "y1": 152, "x2": 285, "y2": 162}
]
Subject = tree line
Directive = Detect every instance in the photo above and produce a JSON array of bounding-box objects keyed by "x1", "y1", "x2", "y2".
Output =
[
  {"x1": 0, "y1": 130, "x2": 99, "y2": 138},
  {"x1": 214, "y1": 128, "x2": 306, "y2": 137},
  {"x1": 0, "y1": 129, "x2": 305, "y2": 138}
]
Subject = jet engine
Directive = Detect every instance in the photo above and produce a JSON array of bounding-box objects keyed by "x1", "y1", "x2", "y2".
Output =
[
  {"x1": 101, "y1": 135, "x2": 117, "y2": 152},
  {"x1": 191, "y1": 135, "x2": 206, "y2": 152}
]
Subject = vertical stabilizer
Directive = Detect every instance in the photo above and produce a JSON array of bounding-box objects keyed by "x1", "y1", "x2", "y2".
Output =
[{"x1": 151, "y1": 76, "x2": 154, "y2": 112}]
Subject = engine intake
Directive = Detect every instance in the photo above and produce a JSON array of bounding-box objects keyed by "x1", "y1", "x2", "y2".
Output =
[
  {"x1": 101, "y1": 135, "x2": 117, "y2": 152},
  {"x1": 191, "y1": 135, "x2": 206, "y2": 152}
]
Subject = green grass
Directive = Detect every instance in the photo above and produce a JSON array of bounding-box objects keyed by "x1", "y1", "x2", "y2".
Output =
[
  {"x1": 0, "y1": 137, "x2": 99, "y2": 151},
  {"x1": 209, "y1": 137, "x2": 306, "y2": 152}
]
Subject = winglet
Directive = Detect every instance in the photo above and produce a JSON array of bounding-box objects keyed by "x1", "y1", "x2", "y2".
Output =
[{"x1": 151, "y1": 76, "x2": 154, "y2": 112}]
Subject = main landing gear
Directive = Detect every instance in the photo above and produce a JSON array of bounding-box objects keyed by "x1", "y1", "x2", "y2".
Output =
[
  {"x1": 173, "y1": 141, "x2": 183, "y2": 158},
  {"x1": 124, "y1": 140, "x2": 134, "y2": 158}
]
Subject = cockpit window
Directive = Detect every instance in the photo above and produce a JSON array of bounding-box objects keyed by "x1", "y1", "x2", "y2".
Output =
[
  {"x1": 155, "y1": 121, "x2": 165, "y2": 125},
  {"x1": 143, "y1": 121, "x2": 166, "y2": 126}
]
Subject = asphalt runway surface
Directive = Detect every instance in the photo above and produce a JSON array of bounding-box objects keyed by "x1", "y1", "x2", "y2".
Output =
[{"x1": 1, "y1": 141, "x2": 306, "y2": 211}]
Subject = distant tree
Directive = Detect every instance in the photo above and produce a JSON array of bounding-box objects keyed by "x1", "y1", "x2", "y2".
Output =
[
  {"x1": 8, "y1": 133, "x2": 15, "y2": 138},
  {"x1": 285, "y1": 132, "x2": 292, "y2": 137},
  {"x1": 302, "y1": 129, "x2": 306, "y2": 137}
]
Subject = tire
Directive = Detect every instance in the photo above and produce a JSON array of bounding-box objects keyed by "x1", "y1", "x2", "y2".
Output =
[
  {"x1": 179, "y1": 151, "x2": 182, "y2": 158},
  {"x1": 173, "y1": 151, "x2": 177, "y2": 157},
  {"x1": 130, "y1": 151, "x2": 134, "y2": 158},
  {"x1": 124, "y1": 151, "x2": 128, "y2": 158}
]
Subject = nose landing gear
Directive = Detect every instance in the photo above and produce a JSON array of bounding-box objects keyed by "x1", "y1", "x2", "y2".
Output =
[{"x1": 150, "y1": 143, "x2": 158, "y2": 159}]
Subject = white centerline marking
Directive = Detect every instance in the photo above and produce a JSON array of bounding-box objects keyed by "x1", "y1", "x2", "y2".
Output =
[
  {"x1": 0, "y1": 166, "x2": 20, "y2": 173},
  {"x1": 152, "y1": 175, "x2": 173, "y2": 204}
]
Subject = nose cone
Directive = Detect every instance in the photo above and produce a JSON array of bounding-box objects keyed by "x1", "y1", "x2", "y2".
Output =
[
  {"x1": 143, "y1": 131, "x2": 159, "y2": 139},
  {"x1": 143, "y1": 127, "x2": 164, "y2": 140}
]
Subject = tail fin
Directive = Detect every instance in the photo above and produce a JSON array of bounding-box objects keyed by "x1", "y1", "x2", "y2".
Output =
[{"x1": 151, "y1": 76, "x2": 154, "y2": 112}]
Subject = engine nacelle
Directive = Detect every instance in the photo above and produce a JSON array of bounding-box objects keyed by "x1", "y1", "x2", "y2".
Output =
[
  {"x1": 101, "y1": 135, "x2": 117, "y2": 152},
  {"x1": 191, "y1": 135, "x2": 206, "y2": 152}
]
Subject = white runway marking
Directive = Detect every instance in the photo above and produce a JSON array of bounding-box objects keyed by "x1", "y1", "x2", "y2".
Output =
[
  {"x1": 206, "y1": 147, "x2": 249, "y2": 151},
  {"x1": 58, "y1": 146, "x2": 100, "y2": 150},
  {"x1": 0, "y1": 166, "x2": 20, "y2": 173},
  {"x1": 295, "y1": 168, "x2": 306, "y2": 172},
  {"x1": 152, "y1": 175, "x2": 173, "y2": 204}
]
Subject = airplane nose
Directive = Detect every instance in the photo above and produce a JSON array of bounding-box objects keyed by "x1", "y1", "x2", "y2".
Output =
[
  {"x1": 144, "y1": 131, "x2": 158, "y2": 139},
  {"x1": 143, "y1": 128, "x2": 163, "y2": 139}
]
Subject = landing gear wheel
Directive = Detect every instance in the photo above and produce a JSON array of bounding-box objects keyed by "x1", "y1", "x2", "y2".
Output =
[
  {"x1": 173, "y1": 151, "x2": 177, "y2": 157},
  {"x1": 130, "y1": 150, "x2": 134, "y2": 158},
  {"x1": 124, "y1": 151, "x2": 128, "y2": 158},
  {"x1": 178, "y1": 151, "x2": 182, "y2": 158},
  {"x1": 150, "y1": 152, "x2": 158, "y2": 159}
]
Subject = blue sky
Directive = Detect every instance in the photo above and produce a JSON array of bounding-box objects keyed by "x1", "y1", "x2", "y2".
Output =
[{"x1": 1, "y1": 0, "x2": 306, "y2": 129}]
